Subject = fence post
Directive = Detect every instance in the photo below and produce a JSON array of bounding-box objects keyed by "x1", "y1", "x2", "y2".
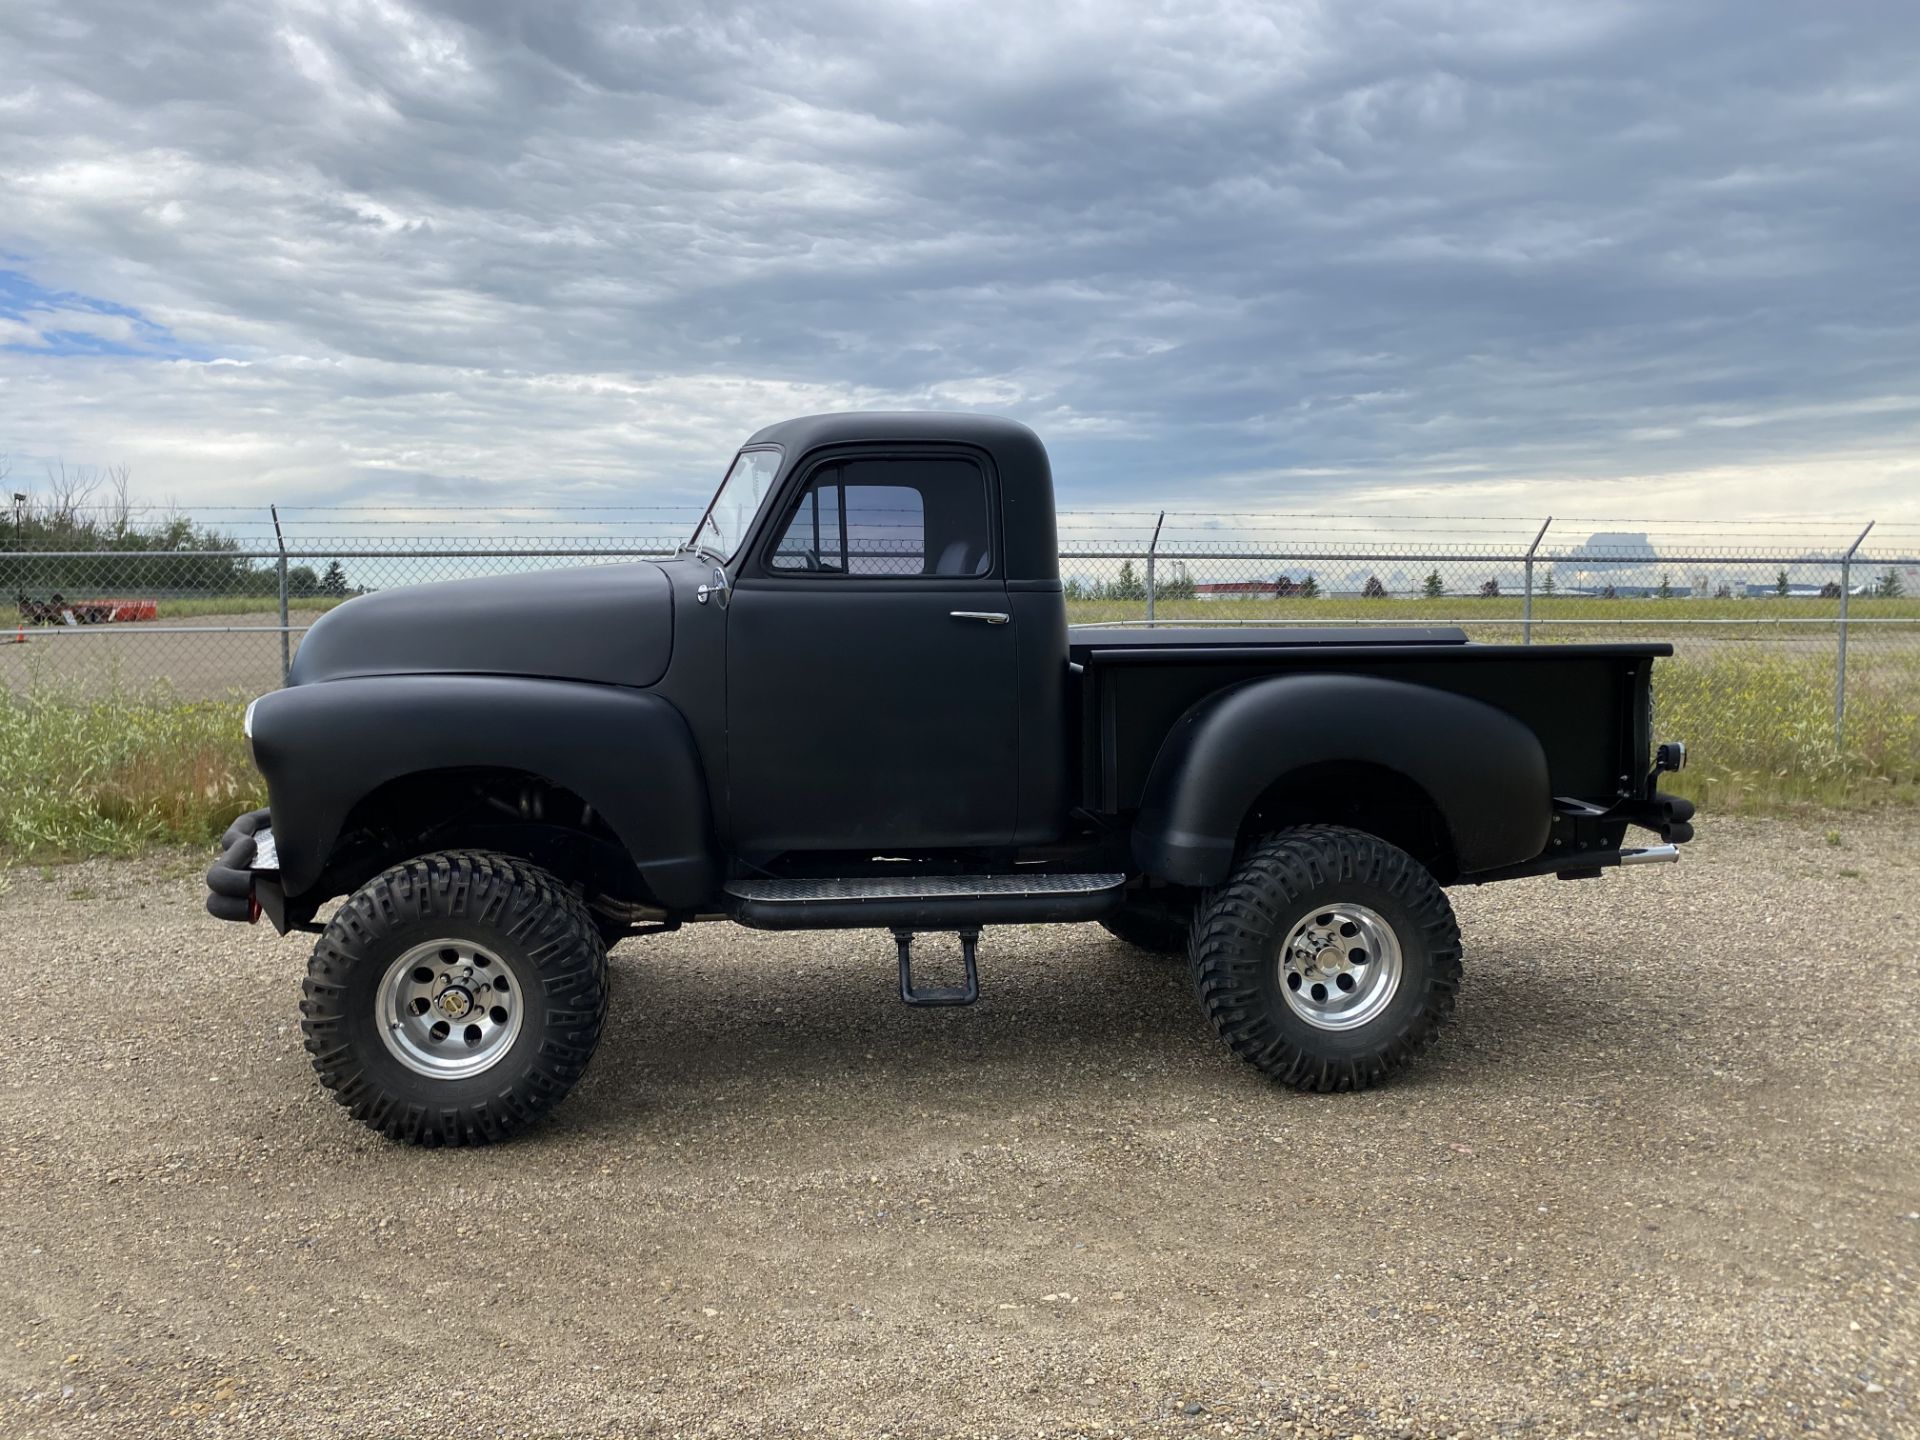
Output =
[
  {"x1": 1522, "y1": 516, "x2": 1552, "y2": 644},
  {"x1": 1144, "y1": 510, "x2": 1165, "y2": 625},
  {"x1": 1835, "y1": 520, "x2": 1874, "y2": 747},
  {"x1": 271, "y1": 504, "x2": 290, "y2": 685}
]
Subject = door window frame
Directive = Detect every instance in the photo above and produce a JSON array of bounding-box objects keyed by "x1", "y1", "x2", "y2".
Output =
[{"x1": 744, "y1": 444, "x2": 1003, "y2": 588}]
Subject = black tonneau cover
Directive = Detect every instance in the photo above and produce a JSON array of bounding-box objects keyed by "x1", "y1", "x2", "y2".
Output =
[{"x1": 1068, "y1": 625, "x2": 1468, "y2": 664}]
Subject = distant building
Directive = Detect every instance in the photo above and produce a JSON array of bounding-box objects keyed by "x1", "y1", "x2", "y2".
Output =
[
  {"x1": 1739, "y1": 582, "x2": 1841, "y2": 598},
  {"x1": 1193, "y1": 579, "x2": 1299, "y2": 600}
]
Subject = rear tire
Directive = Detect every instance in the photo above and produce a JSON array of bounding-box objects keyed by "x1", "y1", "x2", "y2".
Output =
[
  {"x1": 300, "y1": 851, "x2": 609, "y2": 1145},
  {"x1": 1189, "y1": 825, "x2": 1460, "y2": 1092}
]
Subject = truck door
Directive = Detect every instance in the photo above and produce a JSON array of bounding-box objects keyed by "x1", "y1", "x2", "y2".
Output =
[{"x1": 724, "y1": 448, "x2": 1018, "y2": 852}]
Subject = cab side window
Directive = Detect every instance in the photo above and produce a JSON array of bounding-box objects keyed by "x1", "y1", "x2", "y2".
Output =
[{"x1": 768, "y1": 457, "x2": 991, "y2": 578}]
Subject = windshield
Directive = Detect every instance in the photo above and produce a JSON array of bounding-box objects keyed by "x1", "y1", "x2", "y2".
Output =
[{"x1": 692, "y1": 448, "x2": 782, "y2": 562}]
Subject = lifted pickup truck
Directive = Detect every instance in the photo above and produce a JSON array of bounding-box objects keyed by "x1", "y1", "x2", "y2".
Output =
[{"x1": 211, "y1": 412, "x2": 1693, "y2": 1145}]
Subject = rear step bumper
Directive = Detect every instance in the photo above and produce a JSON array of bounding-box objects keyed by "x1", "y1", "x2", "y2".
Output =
[{"x1": 724, "y1": 873, "x2": 1126, "y2": 931}]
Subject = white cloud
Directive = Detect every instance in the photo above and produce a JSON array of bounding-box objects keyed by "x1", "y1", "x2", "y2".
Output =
[{"x1": 0, "y1": 0, "x2": 1916, "y2": 525}]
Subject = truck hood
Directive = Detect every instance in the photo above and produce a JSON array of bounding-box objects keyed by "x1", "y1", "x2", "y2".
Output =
[{"x1": 287, "y1": 561, "x2": 673, "y2": 688}]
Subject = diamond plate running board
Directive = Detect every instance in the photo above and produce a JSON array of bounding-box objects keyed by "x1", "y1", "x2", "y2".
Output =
[{"x1": 722, "y1": 872, "x2": 1126, "y2": 931}]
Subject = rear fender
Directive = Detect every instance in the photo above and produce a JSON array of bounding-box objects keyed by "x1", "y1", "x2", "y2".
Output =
[
  {"x1": 248, "y1": 675, "x2": 716, "y2": 907},
  {"x1": 1132, "y1": 674, "x2": 1550, "y2": 884}
]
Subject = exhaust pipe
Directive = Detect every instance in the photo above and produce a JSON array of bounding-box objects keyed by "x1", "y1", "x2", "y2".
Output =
[
  {"x1": 1618, "y1": 844, "x2": 1679, "y2": 866},
  {"x1": 1466, "y1": 841, "x2": 1682, "y2": 885}
]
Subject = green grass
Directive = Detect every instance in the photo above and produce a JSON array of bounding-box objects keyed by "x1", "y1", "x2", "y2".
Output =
[
  {"x1": 0, "y1": 682, "x2": 263, "y2": 859},
  {"x1": 1654, "y1": 650, "x2": 1920, "y2": 811}
]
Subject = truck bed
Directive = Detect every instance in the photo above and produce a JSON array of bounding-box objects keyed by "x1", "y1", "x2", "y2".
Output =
[{"x1": 1068, "y1": 625, "x2": 1670, "y2": 813}]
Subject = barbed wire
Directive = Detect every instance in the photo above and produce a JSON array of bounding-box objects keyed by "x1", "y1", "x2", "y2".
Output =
[{"x1": 23, "y1": 501, "x2": 1919, "y2": 526}]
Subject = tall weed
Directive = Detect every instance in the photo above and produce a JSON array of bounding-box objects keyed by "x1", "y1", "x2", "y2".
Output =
[{"x1": 0, "y1": 680, "x2": 263, "y2": 857}]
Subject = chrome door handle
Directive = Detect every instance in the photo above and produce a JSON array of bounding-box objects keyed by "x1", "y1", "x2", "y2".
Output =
[{"x1": 950, "y1": 610, "x2": 1010, "y2": 624}]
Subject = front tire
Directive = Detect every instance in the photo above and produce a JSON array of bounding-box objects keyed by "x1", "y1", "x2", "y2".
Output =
[
  {"x1": 1189, "y1": 825, "x2": 1461, "y2": 1092},
  {"x1": 300, "y1": 851, "x2": 609, "y2": 1145}
]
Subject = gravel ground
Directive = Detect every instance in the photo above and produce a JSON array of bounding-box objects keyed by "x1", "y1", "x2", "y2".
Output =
[{"x1": 1, "y1": 814, "x2": 1916, "y2": 1438}]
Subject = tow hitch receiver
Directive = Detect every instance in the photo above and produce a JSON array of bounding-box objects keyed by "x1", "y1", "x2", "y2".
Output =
[{"x1": 893, "y1": 927, "x2": 981, "y2": 1007}]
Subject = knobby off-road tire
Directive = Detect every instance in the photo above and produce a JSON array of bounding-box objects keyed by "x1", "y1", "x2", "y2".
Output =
[
  {"x1": 1100, "y1": 898, "x2": 1193, "y2": 956},
  {"x1": 301, "y1": 851, "x2": 609, "y2": 1146},
  {"x1": 1189, "y1": 825, "x2": 1461, "y2": 1092}
]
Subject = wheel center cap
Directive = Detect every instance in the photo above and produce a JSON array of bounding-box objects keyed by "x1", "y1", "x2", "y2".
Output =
[{"x1": 436, "y1": 987, "x2": 474, "y2": 1019}]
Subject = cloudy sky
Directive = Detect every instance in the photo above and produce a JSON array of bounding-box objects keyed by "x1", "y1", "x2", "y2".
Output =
[{"x1": 3, "y1": 0, "x2": 1919, "y2": 524}]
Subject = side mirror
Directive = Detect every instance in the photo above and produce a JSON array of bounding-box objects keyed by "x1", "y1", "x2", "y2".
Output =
[{"x1": 695, "y1": 566, "x2": 731, "y2": 608}]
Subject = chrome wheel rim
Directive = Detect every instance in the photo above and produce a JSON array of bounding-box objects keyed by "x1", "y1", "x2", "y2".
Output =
[
  {"x1": 1277, "y1": 902, "x2": 1404, "y2": 1031},
  {"x1": 376, "y1": 939, "x2": 523, "y2": 1079}
]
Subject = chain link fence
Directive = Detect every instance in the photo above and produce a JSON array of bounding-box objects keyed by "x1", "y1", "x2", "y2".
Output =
[
  {"x1": 1058, "y1": 512, "x2": 1920, "y2": 802},
  {"x1": 6, "y1": 506, "x2": 1919, "y2": 803}
]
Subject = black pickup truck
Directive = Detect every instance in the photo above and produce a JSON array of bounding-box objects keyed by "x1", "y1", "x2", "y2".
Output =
[{"x1": 210, "y1": 412, "x2": 1693, "y2": 1145}]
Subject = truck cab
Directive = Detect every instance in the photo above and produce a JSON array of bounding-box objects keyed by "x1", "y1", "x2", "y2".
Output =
[
  {"x1": 703, "y1": 414, "x2": 1068, "y2": 853},
  {"x1": 211, "y1": 412, "x2": 1693, "y2": 1146}
]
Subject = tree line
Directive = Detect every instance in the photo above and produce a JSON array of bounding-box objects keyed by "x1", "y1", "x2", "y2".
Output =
[{"x1": 3, "y1": 458, "x2": 350, "y2": 598}]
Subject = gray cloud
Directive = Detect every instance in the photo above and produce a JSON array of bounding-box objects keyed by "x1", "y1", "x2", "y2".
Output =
[{"x1": 2, "y1": 0, "x2": 1919, "y2": 516}]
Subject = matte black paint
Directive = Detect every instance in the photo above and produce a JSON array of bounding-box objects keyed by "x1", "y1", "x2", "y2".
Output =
[
  {"x1": 725, "y1": 887, "x2": 1122, "y2": 930},
  {"x1": 248, "y1": 674, "x2": 715, "y2": 907},
  {"x1": 723, "y1": 434, "x2": 1021, "y2": 851},
  {"x1": 291, "y1": 562, "x2": 674, "y2": 688},
  {"x1": 650, "y1": 556, "x2": 734, "y2": 844},
  {"x1": 1009, "y1": 586, "x2": 1071, "y2": 843},
  {"x1": 1067, "y1": 626, "x2": 1474, "y2": 657},
  {"x1": 726, "y1": 578, "x2": 1021, "y2": 849},
  {"x1": 1075, "y1": 639, "x2": 1663, "y2": 809},
  {"x1": 1130, "y1": 674, "x2": 1553, "y2": 884}
]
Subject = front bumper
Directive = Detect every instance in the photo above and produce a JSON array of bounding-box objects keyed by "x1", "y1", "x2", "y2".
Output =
[{"x1": 205, "y1": 807, "x2": 284, "y2": 927}]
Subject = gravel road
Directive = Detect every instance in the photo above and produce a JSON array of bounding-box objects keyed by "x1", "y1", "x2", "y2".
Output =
[{"x1": 2, "y1": 814, "x2": 1916, "y2": 1438}]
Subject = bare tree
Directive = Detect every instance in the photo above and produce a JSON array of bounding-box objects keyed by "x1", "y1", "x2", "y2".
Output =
[
  {"x1": 42, "y1": 461, "x2": 104, "y2": 527},
  {"x1": 103, "y1": 462, "x2": 132, "y2": 537}
]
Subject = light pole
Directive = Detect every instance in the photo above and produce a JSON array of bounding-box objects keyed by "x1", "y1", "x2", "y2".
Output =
[{"x1": 10, "y1": 493, "x2": 24, "y2": 615}]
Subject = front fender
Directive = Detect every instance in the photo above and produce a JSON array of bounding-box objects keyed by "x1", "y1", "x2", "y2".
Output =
[
  {"x1": 1132, "y1": 673, "x2": 1550, "y2": 884},
  {"x1": 248, "y1": 675, "x2": 716, "y2": 907}
]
